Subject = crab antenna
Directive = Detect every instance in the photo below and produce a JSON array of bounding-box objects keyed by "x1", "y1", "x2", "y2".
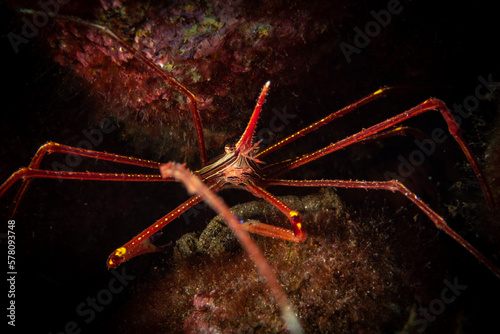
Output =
[{"x1": 235, "y1": 81, "x2": 271, "y2": 152}]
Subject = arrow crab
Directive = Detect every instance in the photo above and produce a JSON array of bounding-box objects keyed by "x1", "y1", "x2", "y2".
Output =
[{"x1": 2, "y1": 5, "x2": 499, "y2": 333}]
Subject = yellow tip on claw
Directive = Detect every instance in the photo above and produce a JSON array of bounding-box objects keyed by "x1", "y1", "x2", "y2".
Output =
[{"x1": 115, "y1": 247, "x2": 127, "y2": 257}]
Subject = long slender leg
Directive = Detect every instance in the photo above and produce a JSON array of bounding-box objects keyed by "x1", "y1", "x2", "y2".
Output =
[
  {"x1": 337, "y1": 126, "x2": 458, "y2": 153},
  {"x1": 5, "y1": 142, "x2": 162, "y2": 216},
  {"x1": 0, "y1": 166, "x2": 215, "y2": 269},
  {"x1": 160, "y1": 163, "x2": 303, "y2": 334},
  {"x1": 21, "y1": 9, "x2": 208, "y2": 166},
  {"x1": 263, "y1": 99, "x2": 494, "y2": 209},
  {"x1": 0, "y1": 166, "x2": 214, "y2": 268},
  {"x1": 107, "y1": 192, "x2": 210, "y2": 268},
  {"x1": 257, "y1": 86, "x2": 450, "y2": 159},
  {"x1": 242, "y1": 181, "x2": 307, "y2": 242},
  {"x1": 263, "y1": 178, "x2": 500, "y2": 280},
  {"x1": 1, "y1": 168, "x2": 171, "y2": 261},
  {"x1": 357, "y1": 126, "x2": 425, "y2": 144},
  {"x1": 1, "y1": 169, "x2": 169, "y2": 217},
  {"x1": 256, "y1": 87, "x2": 391, "y2": 159},
  {"x1": 25, "y1": 142, "x2": 162, "y2": 169},
  {"x1": 1, "y1": 169, "x2": 168, "y2": 200}
]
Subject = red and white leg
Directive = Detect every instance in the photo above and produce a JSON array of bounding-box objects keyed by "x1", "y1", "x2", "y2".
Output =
[
  {"x1": 264, "y1": 99, "x2": 494, "y2": 209},
  {"x1": 1, "y1": 142, "x2": 163, "y2": 216},
  {"x1": 237, "y1": 181, "x2": 307, "y2": 243},
  {"x1": 263, "y1": 178, "x2": 500, "y2": 279}
]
